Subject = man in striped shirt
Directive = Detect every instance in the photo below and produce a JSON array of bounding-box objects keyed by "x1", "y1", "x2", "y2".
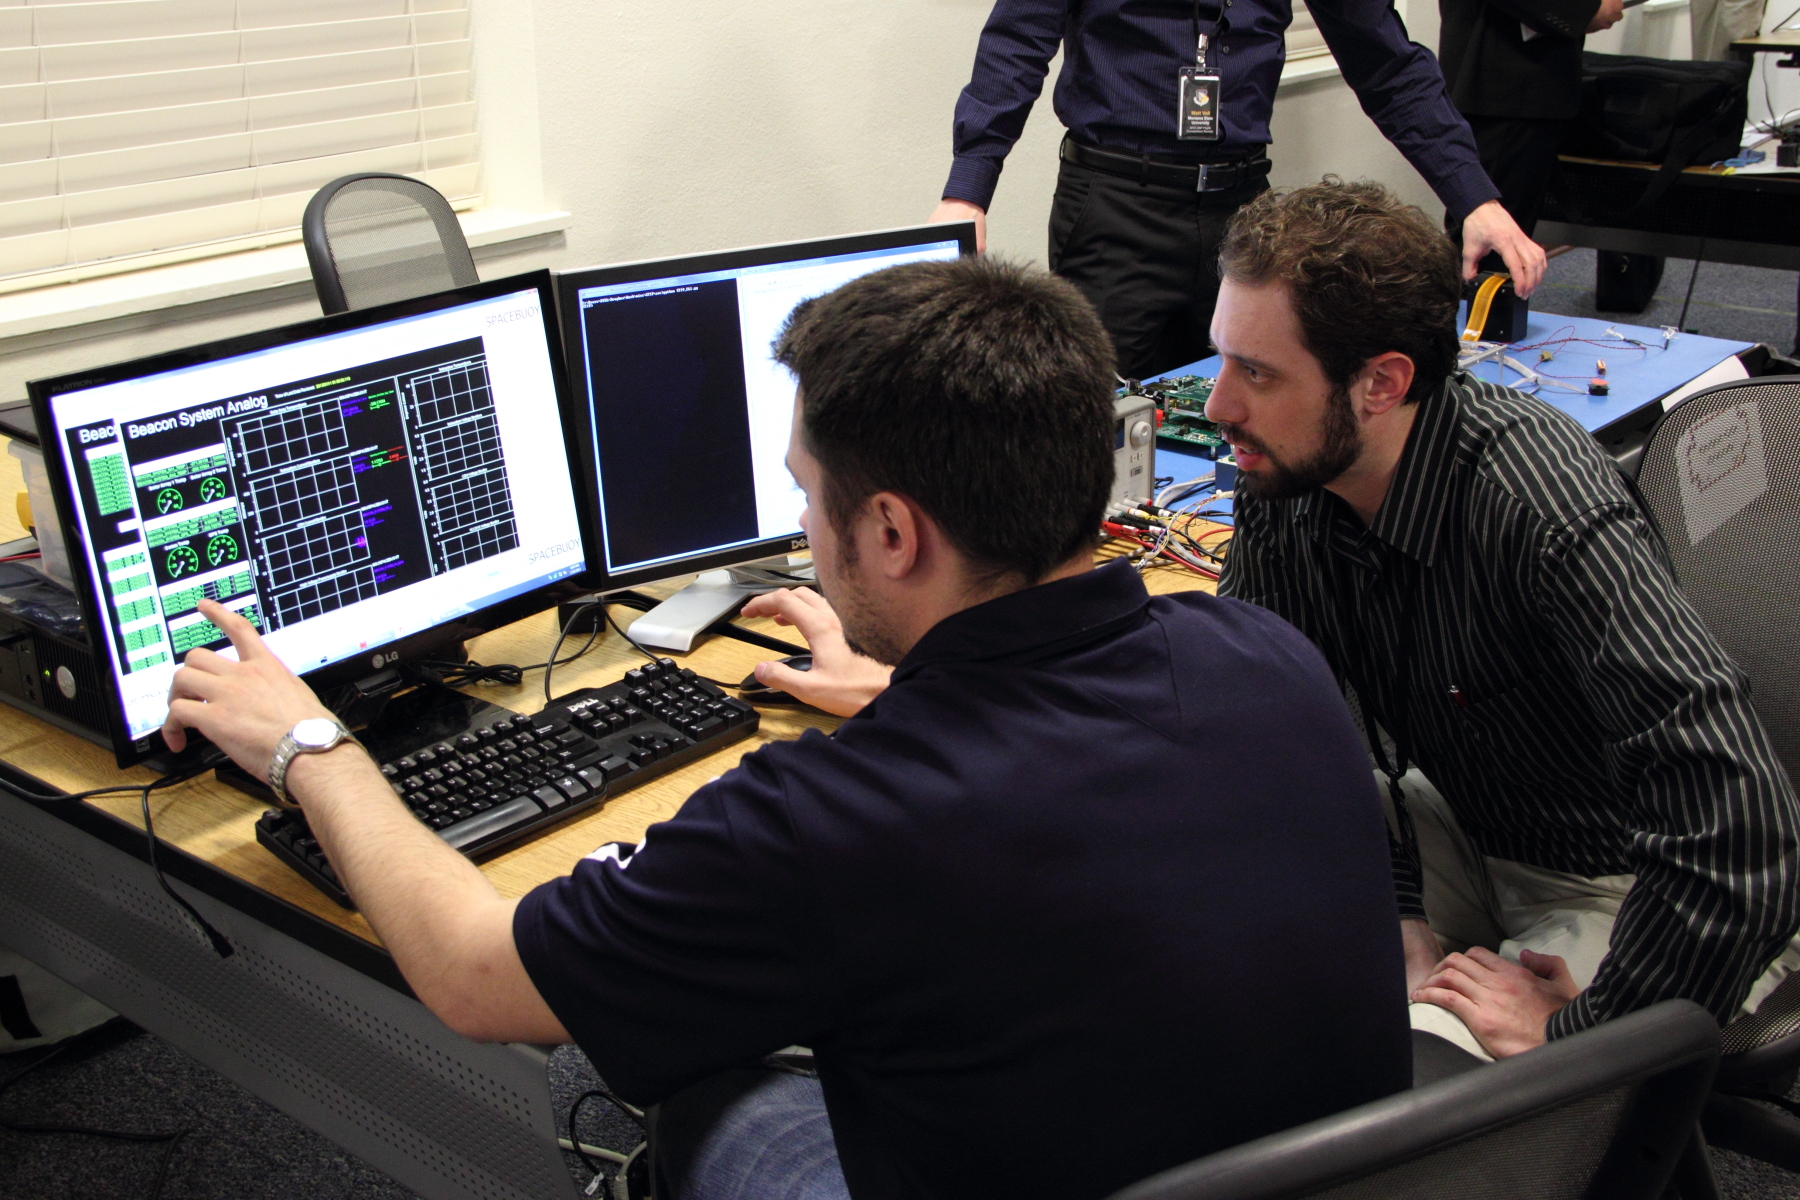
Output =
[{"x1": 1209, "y1": 179, "x2": 1800, "y2": 1059}]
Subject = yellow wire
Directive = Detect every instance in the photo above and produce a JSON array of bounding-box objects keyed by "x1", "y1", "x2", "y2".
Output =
[{"x1": 1461, "y1": 273, "x2": 1509, "y2": 343}]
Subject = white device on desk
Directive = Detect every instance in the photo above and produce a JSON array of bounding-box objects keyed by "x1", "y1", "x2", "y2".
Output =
[
  {"x1": 554, "y1": 222, "x2": 977, "y2": 651},
  {"x1": 1111, "y1": 393, "x2": 1157, "y2": 514}
]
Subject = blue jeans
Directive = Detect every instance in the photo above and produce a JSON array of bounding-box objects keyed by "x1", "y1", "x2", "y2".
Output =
[{"x1": 655, "y1": 1068, "x2": 850, "y2": 1200}]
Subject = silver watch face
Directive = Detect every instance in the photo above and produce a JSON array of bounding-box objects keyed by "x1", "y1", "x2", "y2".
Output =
[{"x1": 291, "y1": 717, "x2": 343, "y2": 750}]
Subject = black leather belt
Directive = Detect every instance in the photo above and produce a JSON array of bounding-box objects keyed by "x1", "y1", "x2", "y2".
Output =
[{"x1": 1060, "y1": 135, "x2": 1271, "y2": 194}]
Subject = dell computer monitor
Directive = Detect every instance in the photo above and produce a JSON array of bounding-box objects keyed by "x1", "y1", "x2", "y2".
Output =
[
  {"x1": 30, "y1": 271, "x2": 590, "y2": 766},
  {"x1": 556, "y1": 224, "x2": 974, "y2": 599}
]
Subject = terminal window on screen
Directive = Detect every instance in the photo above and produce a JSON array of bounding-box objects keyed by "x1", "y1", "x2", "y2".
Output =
[
  {"x1": 67, "y1": 338, "x2": 522, "y2": 679},
  {"x1": 578, "y1": 280, "x2": 761, "y2": 569}
]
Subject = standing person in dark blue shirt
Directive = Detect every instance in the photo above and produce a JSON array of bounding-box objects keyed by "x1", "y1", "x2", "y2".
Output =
[
  {"x1": 927, "y1": 0, "x2": 1547, "y2": 380},
  {"x1": 159, "y1": 256, "x2": 1410, "y2": 1200}
]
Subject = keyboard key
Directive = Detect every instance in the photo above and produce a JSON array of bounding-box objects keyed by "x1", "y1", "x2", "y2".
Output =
[
  {"x1": 596, "y1": 755, "x2": 632, "y2": 782},
  {"x1": 534, "y1": 784, "x2": 569, "y2": 810},
  {"x1": 691, "y1": 715, "x2": 726, "y2": 739},
  {"x1": 554, "y1": 776, "x2": 588, "y2": 800},
  {"x1": 577, "y1": 766, "x2": 608, "y2": 791}
]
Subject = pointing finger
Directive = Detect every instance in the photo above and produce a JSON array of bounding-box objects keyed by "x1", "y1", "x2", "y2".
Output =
[{"x1": 196, "y1": 598, "x2": 269, "y2": 661}]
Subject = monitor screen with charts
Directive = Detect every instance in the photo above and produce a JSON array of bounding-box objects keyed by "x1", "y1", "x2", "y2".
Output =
[
  {"x1": 557, "y1": 224, "x2": 973, "y2": 591},
  {"x1": 31, "y1": 272, "x2": 589, "y2": 764}
]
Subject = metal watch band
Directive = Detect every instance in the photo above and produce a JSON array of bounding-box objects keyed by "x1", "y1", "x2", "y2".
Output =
[{"x1": 267, "y1": 720, "x2": 353, "y2": 808}]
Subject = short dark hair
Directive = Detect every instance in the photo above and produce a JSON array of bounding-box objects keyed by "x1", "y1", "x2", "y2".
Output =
[
  {"x1": 1218, "y1": 179, "x2": 1461, "y2": 404},
  {"x1": 773, "y1": 256, "x2": 1115, "y2": 585}
]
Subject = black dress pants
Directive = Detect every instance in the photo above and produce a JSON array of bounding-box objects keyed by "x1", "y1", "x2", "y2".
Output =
[
  {"x1": 1446, "y1": 114, "x2": 1568, "y2": 275},
  {"x1": 1048, "y1": 156, "x2": 1267, "y2": 380}
]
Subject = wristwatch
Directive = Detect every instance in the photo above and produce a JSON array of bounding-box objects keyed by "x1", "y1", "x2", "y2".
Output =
[{"x1": 268, "y1": 717, "x2": 356, "y2": 808}]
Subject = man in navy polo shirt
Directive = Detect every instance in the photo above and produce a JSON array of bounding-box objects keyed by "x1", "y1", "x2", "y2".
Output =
[{"x1": 161, "y1": 256, "x2": 1409, "y2": 1200}]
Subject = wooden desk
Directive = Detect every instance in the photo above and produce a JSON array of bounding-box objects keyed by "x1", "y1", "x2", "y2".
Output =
[
  {"x1": 1730, "y1": 31, "x2": 1800, "y2": 64},
  {"x1": 6, "y1": 610, "x2": 845, "y2": 950},
  {"x1": 0, "y1": 482, "x2": 1222, "y2": 1200}
]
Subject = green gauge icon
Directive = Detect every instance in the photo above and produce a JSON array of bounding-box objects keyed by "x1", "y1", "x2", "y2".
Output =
[
  {"x1": 205, "y1": 533, "x2": 239, "y2": 566},
  {"x1": 155, "y1": 488, "x2": 184, "y2": 514},
  {"x1": 199, "y1": 476, "x2": 227, "y2": 502},
  {"x1": 166, "y1": 545, "x2": 200, "y2": 578}
]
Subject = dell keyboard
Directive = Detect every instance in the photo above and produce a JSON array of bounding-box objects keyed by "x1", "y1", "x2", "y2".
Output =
[{"x1": 255, "y1": 658, "x2": 759, "y2": 906}]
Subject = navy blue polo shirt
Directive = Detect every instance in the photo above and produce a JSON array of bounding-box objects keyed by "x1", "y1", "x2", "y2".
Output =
[{"x1": 515, "y1": 560, "x2": 1410, "y2": 1200}]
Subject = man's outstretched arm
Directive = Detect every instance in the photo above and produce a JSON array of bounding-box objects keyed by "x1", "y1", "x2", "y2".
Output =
[
  {"x1": 1309, "y1": 0, "x2": 1545, "y2": 293},
  {"x1": 163, "y1": 599, "x2": 570, "y2": 1045}
]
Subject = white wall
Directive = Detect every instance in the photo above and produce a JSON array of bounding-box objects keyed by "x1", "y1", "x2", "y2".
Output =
[
  {"x1": 0, "y1": 0, "x2": 1466, "y2": 399},
  {"x1": 1584, "y1": 0, "x2": 1693, "y2": 58}
]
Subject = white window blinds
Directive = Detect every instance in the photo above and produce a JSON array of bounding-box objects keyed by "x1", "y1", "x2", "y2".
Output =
[
  {"x1": 0, "y1": 0, "x2": 480, "y2": 284},
  {"x1": 1286, "y1": 1, "x2": 1330, "y2": 60}
]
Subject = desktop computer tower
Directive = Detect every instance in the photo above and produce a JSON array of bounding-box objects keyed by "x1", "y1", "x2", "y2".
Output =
[{"x1": 0, "y1": 605, "x2": 110, "y2": 747}]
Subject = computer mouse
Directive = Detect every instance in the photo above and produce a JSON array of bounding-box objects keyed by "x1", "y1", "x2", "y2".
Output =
[{"x1": 737, "y1": 654, "x2": 813, "y2": 705}]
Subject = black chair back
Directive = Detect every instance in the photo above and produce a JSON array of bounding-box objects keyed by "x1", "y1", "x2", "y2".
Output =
[
  {"x1": 301, "y1": 173, "x2": 478, "y2": 315},
  {"x1": 1633, "y1": 377, "x2": 1800, "y2": 790},
  {"x1": 1106, "y1": 1000, "x2": 1719, "y2": 1200}
]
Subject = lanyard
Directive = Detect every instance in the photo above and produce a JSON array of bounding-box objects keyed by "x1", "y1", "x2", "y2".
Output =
[{"x1": 1193, "y1": 1, "x2": 1223, "y2": 70}]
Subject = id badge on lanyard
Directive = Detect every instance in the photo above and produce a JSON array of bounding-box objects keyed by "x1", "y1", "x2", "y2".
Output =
[{"x1": 1178, "y1": 31, "x2": 1222, "y2": 141}]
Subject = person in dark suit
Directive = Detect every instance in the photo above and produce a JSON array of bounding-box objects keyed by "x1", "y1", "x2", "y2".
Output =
[{"x1": 1440, "y1": 0, "x2": 1624, "y2": 267}]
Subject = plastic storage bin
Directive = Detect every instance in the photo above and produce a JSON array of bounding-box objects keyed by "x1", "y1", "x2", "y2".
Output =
[{"x1": 6, "y1": 439, "x2": 73, "y2": 589}]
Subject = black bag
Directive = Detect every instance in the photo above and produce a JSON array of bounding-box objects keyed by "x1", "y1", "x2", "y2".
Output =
[
  {"x1": 1594, "y1": 250, "x2": 1665, "y2": 313},
  {"x1": 1562, "y1": 52, "x2": 1750, "y2": 214}
]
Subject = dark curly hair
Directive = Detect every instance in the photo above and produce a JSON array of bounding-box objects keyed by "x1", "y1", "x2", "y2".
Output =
[{"x1": 1218, "y1": 179, "x2": 1461, "y2": 404}]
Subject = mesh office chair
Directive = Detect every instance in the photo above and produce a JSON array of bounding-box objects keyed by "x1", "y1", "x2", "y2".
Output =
[
  {"x1": 1632, "y1": 377, "x2": 1800, "y2": 1173},
  {"x1": 1105, "y1": 1000, "x2": 1720, "y2": 1200},
  {"x1": 301, "y1": 173, "x2": 478, "y2": 315}
]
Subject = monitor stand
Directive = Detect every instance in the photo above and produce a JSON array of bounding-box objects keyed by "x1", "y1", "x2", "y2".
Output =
[{"x1": 627, "y1": 557, "x2": 815, "y2": 653}]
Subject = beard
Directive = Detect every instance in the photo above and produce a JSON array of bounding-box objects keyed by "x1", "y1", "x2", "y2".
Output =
[
  {"x1": 817, "y1": 536, "x2": 908, "y2": 667},
  {"x1": 1216, "y1": 383, "x2": 1363, "y2": 502}
]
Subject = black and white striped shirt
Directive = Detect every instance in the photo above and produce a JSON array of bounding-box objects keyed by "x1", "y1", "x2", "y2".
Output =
[{"x1": 1220, "y1": 371, "x2": 1800, "y2": 1037}]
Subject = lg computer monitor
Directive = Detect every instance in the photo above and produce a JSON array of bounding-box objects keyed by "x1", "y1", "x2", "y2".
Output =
[
  {"x1": 555, "y1": 223, "x2": 974, "y2": 648},
  {"x1": 30, "y1": 271, "x2": 591, "y2": 766}
]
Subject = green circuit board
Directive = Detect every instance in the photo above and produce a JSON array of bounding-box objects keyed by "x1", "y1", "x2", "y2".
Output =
[{"x1": 1125, "y1": 375, "x2": 1224, "y2": 453}]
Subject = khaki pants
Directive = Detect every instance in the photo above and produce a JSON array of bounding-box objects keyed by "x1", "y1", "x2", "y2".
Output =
[
  {"x1": 1393, "y1": 770, "x2": 1800, "y2": 1061},
  {"x1": 1690, "y1": 0, "x2": 1765, "y2": 62}
]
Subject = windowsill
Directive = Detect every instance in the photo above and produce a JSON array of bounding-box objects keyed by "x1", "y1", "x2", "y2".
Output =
[
  {"x1": 1279, "y1": 52, "x2": 1342, "y2": 88},
  {"x1": 0, "y1": 207, "x2": 572, "y2": 343}
]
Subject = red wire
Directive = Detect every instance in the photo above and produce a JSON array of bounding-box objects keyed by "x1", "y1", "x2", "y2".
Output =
[{"x1": 1103, "y1": 527, "x2": 1218, "y2": 578}]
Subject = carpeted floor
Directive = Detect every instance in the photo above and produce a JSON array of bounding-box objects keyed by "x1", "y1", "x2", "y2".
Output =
[
  {"x1": 4, "y1": 1017, "x2": 1800, "y2": 1198},
  {"x1": 1534, "y1": 247, "x2": 1799, "y2": 353},
  {"x1": 0, "y1": 1019, "x2": 644, "y2": 1199}
]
